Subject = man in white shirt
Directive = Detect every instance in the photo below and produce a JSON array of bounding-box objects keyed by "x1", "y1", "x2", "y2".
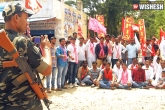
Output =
[
  {"x1": 113, "y1": 61, "x2": 122, "y2": 81},
  {"x1": 77, "y1": 37, "x2": 86, "y2": 71},
  {"x1": 104, "y1": 34, "x2": 113, "y2": 64},
  {"x1": 142, "y1": 60, "x2": 154, "y2": 82},
  {"x1": 85, "y1": 36, "x2": 99, "y2": 68},
  {"x1": 112, "y1": 38, "x2": 125, "y2": 67},
  {"x1": 73, "y1": 32, "x2": 80, "y2": 46},
  {"x1": 152, "y1": 60, "x2": 165, "y2": 86},
  {"x1": 153, "y1": 56, "x2": 161, "y2": 77},
  {"x1": 67, "y1": 37, "x2": 79, "y2": 88}
]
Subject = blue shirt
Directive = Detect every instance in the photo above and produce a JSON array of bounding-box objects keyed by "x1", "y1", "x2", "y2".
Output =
[
  {"x1": 56, "y1": 46, "x2": 68, "y2": 67},
  {"x1": 126, "y1": 44, "x2": 138, "y2": 58}
]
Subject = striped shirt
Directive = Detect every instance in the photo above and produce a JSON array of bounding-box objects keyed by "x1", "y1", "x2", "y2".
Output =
[{"x1": 51, "y1": 46, "x2": 57, "y2": 67}]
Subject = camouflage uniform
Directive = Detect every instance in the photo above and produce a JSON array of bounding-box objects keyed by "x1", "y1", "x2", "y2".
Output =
[
  {"x1": 0, "y1": 3, "x2": 46, "y2": 109},
  {"x1": 0, "y1": 29, "x2": 45, "y2": 110}
]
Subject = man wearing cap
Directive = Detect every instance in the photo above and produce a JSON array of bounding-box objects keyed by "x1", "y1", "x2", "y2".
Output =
[
  {"x1": 46, "y1": 36, "x2": 57, "y2": 93},
  {"x1": 0, "y1": 3, "x2": 52, "y2": 110}
]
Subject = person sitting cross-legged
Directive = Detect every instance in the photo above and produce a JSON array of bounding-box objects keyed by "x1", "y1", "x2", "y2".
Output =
[
  {"x1": 132, "y1": 62, "x2": 149, "y2": 89},
  {"x1": 89, "y1": 61, "x2": 101, "y2": 87},
  {"x1": 155, "y1": 71, "x2": 165, "y2": 89},
  {"x1": 115, "y1": 63, "x2": 132, "y2": 90},
  {"x1": 142, "y1": 60, "x2": 154, "y2": 85},
  {"x1": 77, "y1": 61, "x2": 90, "y2": 86},
  {"x1": 113, "y1": 61, "x2": 123, "y2": 82},
  {"x1": 96, "y1": 62, "x2": 115, "y2": 90}
]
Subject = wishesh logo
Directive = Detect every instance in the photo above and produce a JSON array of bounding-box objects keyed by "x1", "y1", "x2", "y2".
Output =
[
  {"x1": 133, "y1": 4, "x2": 139, "y2": 10},
  {"x1": 132, "y1": 1, "x2": 164, "y2": 10},
  {"x1": 139, "y1": 4, "x2": 164, "y2": 10}
]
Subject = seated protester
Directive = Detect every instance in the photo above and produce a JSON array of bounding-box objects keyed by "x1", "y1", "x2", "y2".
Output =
[
  {"x1": 142, "y1": 60, "x2": 154, "y2": 84},
  {"x1": 113, "y1": 61, "x2": 123, "y2": 81},
  {"x1": 100, "y1": 59, "x2": 108, "y2": 69},
  {"x1": 96, "y1": 62, "x2": 115, "y2": 89},
  {"x1": 77, "y1": 61, "x2": 90, "y2": 86},
  {"x1": 132, "y1": 62, "x2": 148, "y2": 89},
  {"x1": 115, "y1": 63, "x2": 132, "y2": 89},
  {"x1": 152, "y1": 60, "x2": 165, "y2": 87},
  {"x1": 89, "y1": 61, "x2": 101, "y2": 87},
  {"x1": 128, "y1": 58, "x2": 138, "y2": 74},
  {"x1": 156, "y1": 71, "x2": 165, "y2": 89}
]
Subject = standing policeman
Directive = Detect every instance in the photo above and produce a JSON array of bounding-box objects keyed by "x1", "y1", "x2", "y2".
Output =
[{"x1": 0, "y1": 3, "x2": 52, "y2": 110}]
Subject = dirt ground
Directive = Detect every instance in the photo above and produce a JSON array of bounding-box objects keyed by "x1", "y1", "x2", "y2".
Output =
[{"x1": 42, "y1": 86, "x2": 165, "y2": 110}]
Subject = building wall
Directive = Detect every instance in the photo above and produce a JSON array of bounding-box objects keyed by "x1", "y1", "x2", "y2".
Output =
[
  {"x1": 0, "y1": 0, "x2": 87, "y2": 41},
  {"x1": 63, "y1": 4, "x2": 87, "y2": 39}
]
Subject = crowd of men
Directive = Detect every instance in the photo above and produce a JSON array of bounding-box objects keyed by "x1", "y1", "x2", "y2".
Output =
[{"x1": 44, "y1": 32, "x2": 165, "y2": 93}]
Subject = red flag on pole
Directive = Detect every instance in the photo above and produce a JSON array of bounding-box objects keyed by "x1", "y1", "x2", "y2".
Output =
[
  {"x1": 160, "y1": 28, "x2": 165, "y2": 41},
  {"x1": 25, "y1": 0, "x2": 42, "y2": 13},
  {"x1": 138, "y1": 19, "x2": 146, "y2": 56},
  {"x1": 123, "y1": 17, "x2": 133, "y2": 41}
]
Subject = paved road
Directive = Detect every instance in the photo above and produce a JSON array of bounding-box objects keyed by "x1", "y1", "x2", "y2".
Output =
[{"x1": 42, "y1": 86, "x2": 165, "y2": 110}]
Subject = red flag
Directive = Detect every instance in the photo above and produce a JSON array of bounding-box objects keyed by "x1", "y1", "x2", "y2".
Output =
[
  {"x1": 138, "y1": 19, "x2": 146, "y2": 56},
  {"x1": 132, "y1": 24, "x2": 139, "y2": 32},
  {"x1": 123, "y1": 17, "x2": 133, "y2": 41},
  {"x1": 25, "y1": 0, "x2": 42, "y2": 13},
  {"x1": 160, "y1": 28, "x2": 165, "y2": 41}
]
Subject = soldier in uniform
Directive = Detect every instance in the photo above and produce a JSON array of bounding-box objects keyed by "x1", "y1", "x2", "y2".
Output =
[{"x1": 0, "y1": 3, "x2": 52, "y2": 110}]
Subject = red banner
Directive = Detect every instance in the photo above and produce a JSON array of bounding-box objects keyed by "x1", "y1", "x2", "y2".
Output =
[
  {"x1": 121, "y1": 17, "x2": 125, "y2": 34},
  {"x1": 138, "y1": 19, "x2": 146, "y2": 56},
  {"x1": 25, "y1": 0, "x2": 42, "y2": 13},
  {"x1": 96, "y1": 15, "x2": 105, "y2": 38},
  {"x1": 123, "y1": 17, "x2": 133, "y2": 41}
]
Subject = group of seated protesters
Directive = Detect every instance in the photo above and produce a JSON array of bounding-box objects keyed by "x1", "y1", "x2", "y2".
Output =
[{"x1": 76, "y1": 57, "x2": 165, "y2": 90}]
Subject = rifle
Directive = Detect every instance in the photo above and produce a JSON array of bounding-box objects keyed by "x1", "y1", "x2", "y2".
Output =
[{"x1": 0, "y1": 29, "x2": 52, "y2": 110}]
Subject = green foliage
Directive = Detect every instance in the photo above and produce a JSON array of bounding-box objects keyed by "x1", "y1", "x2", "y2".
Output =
[
  {"x1": 64, "y1": 1, "x2": 77, "y2": 8},
  {"x1": 138, "y1": 9, "x2": 165, "y2": 39}
]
